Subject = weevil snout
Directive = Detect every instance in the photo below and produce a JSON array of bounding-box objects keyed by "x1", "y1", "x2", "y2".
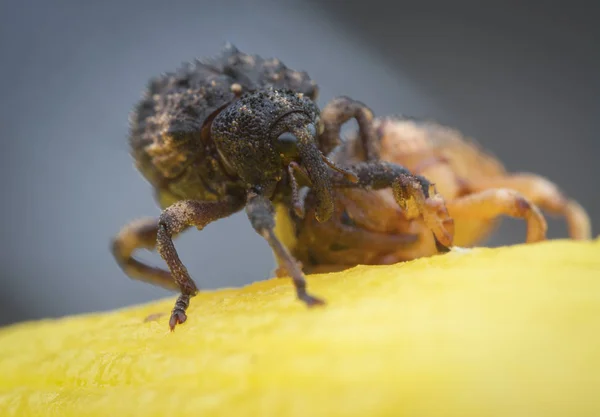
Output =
[{"x1": 287, "y1": 123, "x2": 335, "y2": 222}]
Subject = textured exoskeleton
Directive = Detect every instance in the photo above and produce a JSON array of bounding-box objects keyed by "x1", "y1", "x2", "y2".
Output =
[{"x1": 112, "y1": 46, "x2": 453, "y2": 330}]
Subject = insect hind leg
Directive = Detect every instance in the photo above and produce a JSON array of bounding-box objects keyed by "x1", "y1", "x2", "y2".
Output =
[{"x1": 111, "y1": 217, "x2": 181, "y2": 292}]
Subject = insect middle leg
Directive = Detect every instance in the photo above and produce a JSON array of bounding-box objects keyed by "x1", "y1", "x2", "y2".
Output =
[
  {"x1": 445, "y1": 189, "x2": 548, "y2": 243},
  {"x1": 466, "y1": 174, "x2": 591, "y2": 240},
  {"x1": 319, "y1": 96, "x2": 380, "y2": 160},
  {"x1": 246, "y1": 190, "x2": 325, "y2": 306}
]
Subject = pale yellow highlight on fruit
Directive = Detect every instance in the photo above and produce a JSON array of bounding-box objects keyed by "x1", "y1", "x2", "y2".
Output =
[{"x1": 1, "y1": 240, "x2": 600, "y2": 417}]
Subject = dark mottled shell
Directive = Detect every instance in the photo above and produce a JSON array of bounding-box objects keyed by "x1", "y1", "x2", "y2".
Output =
[{"x1": 129, "y1": 43, "x2": 319, "y2": 191}]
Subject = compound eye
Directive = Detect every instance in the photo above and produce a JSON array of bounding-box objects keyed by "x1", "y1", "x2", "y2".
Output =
[{"x1": 277, "y1": 132, "x2": 299, "y2": 158}]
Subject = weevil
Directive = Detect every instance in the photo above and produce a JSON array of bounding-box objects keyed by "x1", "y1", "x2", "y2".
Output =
[
  {"x1": 111, "y1": 45, "x2": 453, "y2": 330},
  {"x1": 279, "y1": 116, "x2": 591, "y2": 274}
]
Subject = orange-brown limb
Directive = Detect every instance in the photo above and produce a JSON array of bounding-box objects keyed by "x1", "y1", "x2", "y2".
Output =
[
  {"x1": 466, "y1": 174, "x2": 591, "y2": 240},
  {"x1": 393, "y1": 175, "x2": 455, "y2": 248},
  {"x1": 445, "y1": 188, "x2": 547, "y2": 243}
]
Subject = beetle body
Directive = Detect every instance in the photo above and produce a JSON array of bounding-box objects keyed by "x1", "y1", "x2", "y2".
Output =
[
  {"x1": 129, "y1": 44, "x2": 319, "y2": 210},
  {"x1": 113, "y1": 46, "x2": 453, "y2": 330}
]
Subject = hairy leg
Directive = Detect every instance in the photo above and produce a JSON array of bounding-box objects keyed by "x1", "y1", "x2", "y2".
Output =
[
  {"x1": 112, "y1": 217, "x2": 182, "y2": 292},
  {"x1": 156, "y1": 198, "x2": 243, "y2": 330},
  {"x1": 446, "y1": 189, "x2": 547, "y2": 243},
  {"x1": 467, "y1": 174, "x2": 591, "y2": 240},
  {"x1": 319, "y1": 96, "x2": 380, "y2": 160},
  {"x1": 330, "y1": 161, "x2": 455, "y2": 249},
  {"x1": 246, "y1": 190, "x2": 324, "y2": 306}
]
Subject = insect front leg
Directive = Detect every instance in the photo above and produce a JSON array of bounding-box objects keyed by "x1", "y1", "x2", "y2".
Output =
[
  {"x1": 331, "y1": 161, "x2": 455, "y2": 250},
  {"x1": 246, "y1": 190, "x2": 325, "y2": 306},
  {"x1": 319, "y1": 96, "x2": 380, "y2": 160},
  {"x1": 466, "y1": 174, "x2": 591, "y2": 240},
  {"x1": 156, "y1": 198, "x2": 243, "y2": 330}
]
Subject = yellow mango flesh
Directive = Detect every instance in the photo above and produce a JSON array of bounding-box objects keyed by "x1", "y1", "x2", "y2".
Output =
[{"x1": 1, "y1": 239, "x2": 599, "y2": 417}]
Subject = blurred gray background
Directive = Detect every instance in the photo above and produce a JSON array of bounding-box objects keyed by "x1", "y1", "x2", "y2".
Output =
[{"x1": 1, "y1": 0, "x2": 598, "y2": 326}]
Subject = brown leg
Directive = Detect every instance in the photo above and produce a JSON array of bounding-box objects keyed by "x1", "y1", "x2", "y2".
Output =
[
  {"x1": 246, "y1": 191, "x2": 325, "y2": 306},
  {"x1": 319, "y1": 96, "x2": 380, "y2": 160},
  {"x1": 330, "y1": 161, "x2": 455, "y2": 249},
  {"x1": 467, "y1": 174, "x2": 591, "y2": 240},
  {"x1": 446, "y1": 189, "x2": 547, "y2": 243},
  {"x1": 156, "y1": 198, "x2": 243, "y2": 330},
  {"x1": 287, "y1": 162, "x2": 307, "y2": 218},
  {"x1": 112, "y1": 217, "x2": 181, "y2": 292}
]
